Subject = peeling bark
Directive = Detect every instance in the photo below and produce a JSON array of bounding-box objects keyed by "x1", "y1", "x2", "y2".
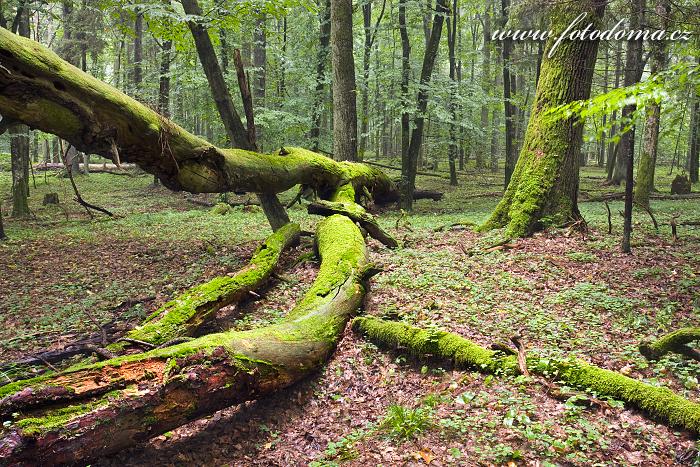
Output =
[{"x1": 0, "y1": 215, "x2": 368, "y2": 464}]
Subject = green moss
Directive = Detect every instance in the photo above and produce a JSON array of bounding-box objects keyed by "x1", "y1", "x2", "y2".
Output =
[
  {"x1": 353, "y1": 316, "x2": 700, "y2": 434},
  {"x1": 639, "y1": 327, "x2": 700, "y2": 360},
  {"x1": 120, "y1": 223, "x2": 300, "y2": 346},
  {"x1": 14, "y1": 397, "x2": 110, "y2": 436},
  {"x1": 211, "y1": 202, "x2": 232, "y2": 215}
]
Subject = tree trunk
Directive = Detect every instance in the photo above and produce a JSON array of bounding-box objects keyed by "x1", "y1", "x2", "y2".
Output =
[
  {"x1": 253, "y1": 14, "x2": 266, "y2": 149},
  {"x1": 9, "y1": 3, "x2": 30, "y2": 217},
  {"x1": 621, "y1": 0, "x2": 645, "y2": 253},
  {"x1": 446, "y1": 0, "x2": 459, "y2": 186},
  {"x1": 10, "y1": 124, "x2": 30, "y2": 217},
  {"x1": 331, "y1": 0, "x2": 358, "y2": 161},
  {"x1": 481, "y1": 0, "x2": 604, "y2": 238},
  {"x1": 634, "y1": 0, "x2": 669, "y2": 207},
  {"x1": 180, "y1": 0, "x2": 290, "y2": 230},
  {"x1": 500, "y1": 0, "x2": 517, "y2": 187},
  {"x1": 398, "y1": 0, "x2": 411, "y2": 170},
  {"x1": 612, "y1": 0, "x2": 645, "y2": 186},
  {"x1": 477, "y1": 1, "x2": 491, "y2": 171},
  {"x1": 606, "y1": 41, "x2": 622, "y2": 180},
  {"x1": 688, "y1": 54, "x2": 700, "y2": 184},
  {"x1": 309, "y1": 0, "x2": 331, "y2": 151},
  {"x1": 401, "y1": 0, "x2": 449, "y2": 210}
]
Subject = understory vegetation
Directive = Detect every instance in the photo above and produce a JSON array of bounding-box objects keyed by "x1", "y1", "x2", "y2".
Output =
[{"x1": 1, "y1": 166, "x2": 698, "y2": 465}]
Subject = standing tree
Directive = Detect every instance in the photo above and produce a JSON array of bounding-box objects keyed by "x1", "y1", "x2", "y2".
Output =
[
  {"x1": 481, "y1": 0, "x2": 605, "y2": 238},
  {"x1": 445, "y1": 0, "x2": 459, "y2": 186},
  {"x1": 330, "y1": 0, "x2": 358, "y2": 161},
  {"x1": 309, "y1": 0, "x2": 331, "y2": 151},
  {"x1": 500, "y1": 0, "x2": 517, "y2": 187},
  {"x1": 689, "y1": 53, "x2": 700, "y2": 184},
  {"x1": 401, "y1": 0, "x2": 449, "y2": 210},
  {"x1": 634, "y1": 0, "x2": 669, "y2": 207}
]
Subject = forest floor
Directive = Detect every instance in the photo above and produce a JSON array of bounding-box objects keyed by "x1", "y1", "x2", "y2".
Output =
[{"x1": 1, "y1": 160, "x2": 699, "y2": 466}]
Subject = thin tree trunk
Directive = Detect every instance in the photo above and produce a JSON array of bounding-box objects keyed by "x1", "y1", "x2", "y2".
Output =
[
  {"x1": 446, "y1": 0, "x2": 459, "y2": 185},
  {"x1": 500, "y1": 0, "x2": 516, "y2": 188},
  {"x1": 634, "y1": 0, "x2": 669, "y2": 206},
  {"x1": 477, "y1": 1, "x2": 491, "y2": 171},
  {"x1": 331, "y1": 0, "x2": 358, "y2": 161},
  {"x1": 401, "y1": 0, "x2": 449, "y2": 210},
  {"x1": 621, "y1": 0, "x2": 645, "y2": 253},
  {"x1": 253, "y1": 14, "x2": 266, "y2": 149},
  {"x1": 688, "y1": 53, "x2": 700, "y2": 183},
  {"x1": 399, "y1": 0, "x2": 411, "y2": 168},
  {"x1": 309, "y1": 0, "x2": 331, "y2": 151}
]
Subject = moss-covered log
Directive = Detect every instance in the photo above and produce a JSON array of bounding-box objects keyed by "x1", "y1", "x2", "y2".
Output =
[
  {"x1": 0, "y1": 215, "x2": 367, "y2": 464},
  {"x1": 0, "y1": 29, "x2": 397, "y2": 202},
  {"x1": 308, "y1": 200, "x2": 398, "y2": 248},
  {"x1": 119, "y1": 223, "x2": 300, "y2": 347},
  {"x1": 480, "y1": 0, "x2": 604, "y2": 237},
  {"x1": 639, "y1": 328, "x2": 700, "y2": 361},
  {"x1": 353, "y1": 316, "x2": 700, "y2": 434}
]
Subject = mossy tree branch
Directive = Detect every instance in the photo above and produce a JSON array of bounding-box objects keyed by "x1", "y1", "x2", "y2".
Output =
[
  {"x1": 0, "y1": 29, "x2": 398, "y2": 202},
  {"x1": 118, "y1": 223, "x2": 301, "y2": 347},
  {"x1": 308, "y1": 200, "x2": 398, "y2": 248},
  {"x1": 353, "y1": 316, "x2": 700, "y2": 434},
  {"x1": 640, "y1": 328, "x2": 700, "y2": 361}
]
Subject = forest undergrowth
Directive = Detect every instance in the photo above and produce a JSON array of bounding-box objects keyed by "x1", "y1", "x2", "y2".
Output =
[{"x1": 0, "y1": 163, "x2": 699, "y2": 465}]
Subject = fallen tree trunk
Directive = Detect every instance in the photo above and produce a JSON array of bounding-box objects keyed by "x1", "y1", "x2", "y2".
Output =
[
  {"x1": 640, "y1": 328, "x2": 700, "y2": 361},
  {"x1": 115, "y1": 223, "x2": 301, "y2": 348},
  {"x1": 0, "y1": 215, "x2": 367, "y2": 464},
  {"x1": 353, "y1": 316, "x2": 700, "y2": 434},
  {"x1": 0, "y1": 29, "x2": 397, "y2": 203},
  {"x1": 34, "y1": 162, "x2": 138, "y2": 171}
]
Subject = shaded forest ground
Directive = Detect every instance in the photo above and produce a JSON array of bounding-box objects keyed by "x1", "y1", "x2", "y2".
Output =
[{"x1": 0, "y1": 161, "x2": 699, "y2": 465}]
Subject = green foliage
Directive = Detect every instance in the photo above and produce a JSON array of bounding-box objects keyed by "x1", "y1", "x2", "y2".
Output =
[{"x1": 381, "y1": 404, "x2": 433, "y2": 441}]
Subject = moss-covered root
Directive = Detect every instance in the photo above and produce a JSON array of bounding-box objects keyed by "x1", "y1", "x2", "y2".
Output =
[
  {"x1": 639, "y1": 328, "x2": 700, "y2": 361},
  {"x1": 120, "y1": 223, "x2": 301, "y2": 347},
  {"x1": 308, "y1": 200, "x2": 398, "y2": 248},
  {"x1": 352, "y1": 317, "x2": 700, "y2": 434},
  {"x1": 0, "y1": 216, "x2": 368, "y2": 465}
]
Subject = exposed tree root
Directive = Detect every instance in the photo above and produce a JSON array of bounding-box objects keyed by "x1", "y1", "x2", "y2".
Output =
[
  {"x1": 352, "y1": 316, "x2": 700, "y2": 434},
  {"x1": 116, "y1": 223, "x2": 301, "y2": 347},
  {"x1": 640, "y1": 328, "x2": 700, "y2": 361},
  {"x1": 308, "y1": 200, "x2": 398, "y2": 248},
  {"x1": 0, "y1": 215, "x2": 368, "y2": 465}
]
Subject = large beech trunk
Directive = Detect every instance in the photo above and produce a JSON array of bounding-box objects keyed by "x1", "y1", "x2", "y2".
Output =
[
  {"x1": 0, "y1": 29, "x2": 398, "y2": 203},
  {"x1": 0, "y1": 213, "x2": 370, "y2": 464}
]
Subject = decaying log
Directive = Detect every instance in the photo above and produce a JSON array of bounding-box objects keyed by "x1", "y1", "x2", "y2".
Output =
[
  {"x1": 0, "y1": 30, "x2": 397, "y2": 202},
  {"x1": 640, "y1": 328, "x2": 700, "y2": 361},
  {"x1": 353, "y1": 316, "x2": 700, "y2": 434},
  {"x1": 583, "y1": 192, "x2": 700, "y2": 202},
  {"x1": 116, "y1": 223, "x2": 301, "y2": 347},
  {"x1": 308, "y1": 200, "x2": 398, "y2": 248},
  {"x1": 0, "y1": 214, "x2": 368, "y2": 464}
]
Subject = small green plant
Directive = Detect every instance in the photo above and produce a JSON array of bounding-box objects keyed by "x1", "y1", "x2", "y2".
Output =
[
  {"x1": 381, "y1": 404, "x2": 432, "y2": 440},
  {"x1": 566, "y1": 251, "x2": 598, "y2": 263}
]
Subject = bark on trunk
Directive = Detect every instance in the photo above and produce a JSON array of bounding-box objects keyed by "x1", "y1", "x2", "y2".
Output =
[
  {"x1": 0, "y1": 28, "x2": 400, "y2": 201},
  {"x1": 481, "y1": 0, "x2": 604, "y2": 238},
  {"x1": 309, "y1": 0, "x2": 331, "y2": 151},
  {"x1": 331, "y1": 0, "x2": 358, "y2": 161},
  {"x1": 634, "y1": 0, "x2": 668, "y2": 207},
  {"x1": 500, "y1": 0, "x2": 517, "y2": 187},
  {"x1": 446, "y1": 0, "x2": 459, "y2": 186}
]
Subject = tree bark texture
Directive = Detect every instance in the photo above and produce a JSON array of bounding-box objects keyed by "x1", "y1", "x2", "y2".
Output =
[
  {"x1": 481, "y1": 0, "x2": 604, "y2": 237},
  {"x1": 330, "y1": 0, "x2": 358, "y2": 162}
]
